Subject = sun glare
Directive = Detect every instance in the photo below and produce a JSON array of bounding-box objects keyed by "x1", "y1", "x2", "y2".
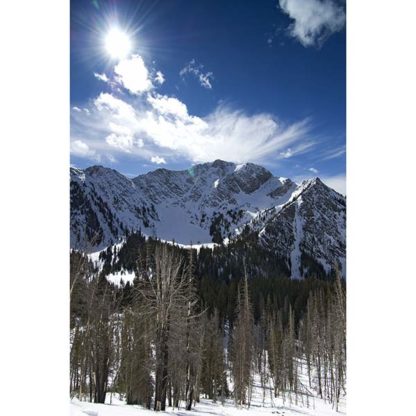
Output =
[{"x1": 105, "y1": 28, "x2": 132, "y2": 60}]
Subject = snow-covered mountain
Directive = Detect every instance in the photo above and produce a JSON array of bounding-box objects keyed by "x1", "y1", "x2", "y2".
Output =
[
  {"x1": 246, "y1": 177, "x2": 346, "y2": 278},
  {"x1": 70, "y1": 160, "x2": 346, "y2": 278}
]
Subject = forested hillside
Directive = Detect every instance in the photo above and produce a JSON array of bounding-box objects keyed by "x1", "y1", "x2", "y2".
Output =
[{"x1": 70, "y1": 236, "x2": 346, "y2": 412}]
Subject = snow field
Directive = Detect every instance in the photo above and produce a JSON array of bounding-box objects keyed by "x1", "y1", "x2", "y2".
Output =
[{"x1": 71, "y1": 368, "x2": 345, "y2": 416}]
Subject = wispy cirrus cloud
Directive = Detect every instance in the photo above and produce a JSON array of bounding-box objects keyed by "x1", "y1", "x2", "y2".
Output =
[
  {"x1": 278, "y1": 0, "x2": 345, "y2": 48},
  {"x1": 279, "y1": 141, "x2": 316, "y2": 159},
  {"x1": 180, "y1": 59, "x2": 214, "y2": 89},
  {"x1": 320, "y1": 144, "x2": 345, "y2": 161}
]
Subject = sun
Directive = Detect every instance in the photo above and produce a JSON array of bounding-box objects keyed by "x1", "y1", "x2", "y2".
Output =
[{"x1": 105, "y1": 28, "x2": 132, "y2": 60}]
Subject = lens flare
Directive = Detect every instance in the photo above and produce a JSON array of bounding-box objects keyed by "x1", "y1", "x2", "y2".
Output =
[{"x1": 105, "y1": 28, "x2": 132, "y2": 60}]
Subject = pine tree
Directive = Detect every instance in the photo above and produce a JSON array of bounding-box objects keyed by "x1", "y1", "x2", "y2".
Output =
[
  {"x1": 231, "y1": 263, "x2": 254, "y2": 406},
  {"x1": 201, "y1": 309, "x2": 227, "y2": 401}
]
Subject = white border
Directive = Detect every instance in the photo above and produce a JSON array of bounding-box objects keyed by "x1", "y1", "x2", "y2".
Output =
[
  {"x1": 1, "y1": 0, "x2": 416, "y2": 414},
  {"x1": 0, "y1": 1, "x2": 69, "y2": 414},
  {"x1": 348, "y1": 0, "x2": 416, "y2": 414}
]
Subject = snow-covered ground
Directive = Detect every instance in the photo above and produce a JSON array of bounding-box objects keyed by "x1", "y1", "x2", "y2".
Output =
[
  {"x1": 105, "y1": 270, "x2": 136, "y2": 286},
  {"x1": 70, "y1": 373, "x2": 345, "y2": 416},
  {"x1": 71, "y1": 391, "x2": 344, "y2": 416}
]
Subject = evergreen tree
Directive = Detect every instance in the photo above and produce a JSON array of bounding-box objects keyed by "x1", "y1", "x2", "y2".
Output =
[{"x1": 231, "y1": 264, "x2": 254, "y2": 406}]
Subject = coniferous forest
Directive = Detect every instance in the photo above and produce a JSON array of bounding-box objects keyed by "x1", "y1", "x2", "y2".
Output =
[{"x1": 70, "y1": 233, "x2": 346, "y2": 412}]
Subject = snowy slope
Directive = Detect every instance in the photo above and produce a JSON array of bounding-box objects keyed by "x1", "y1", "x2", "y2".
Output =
[
  {"x1": 71, "y1": 393, "x2": 344, "y2": 416},
  {"x1": 70, "y1": 166, "x2": 158, "y2": 250},
  {"x1": 71, "y1": 161, "x2": 295, "y2": 248},
  {"x1": 70, "y1": 370, "x2": 345, "y2": 416},
  {"x1": 71, "y1": 161, "x2": 346, "y2": 278}
]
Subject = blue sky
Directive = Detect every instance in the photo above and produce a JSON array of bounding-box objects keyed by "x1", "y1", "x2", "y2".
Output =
[{"x1": 70, "y1": 0, "x2": 346, "y2": 193}]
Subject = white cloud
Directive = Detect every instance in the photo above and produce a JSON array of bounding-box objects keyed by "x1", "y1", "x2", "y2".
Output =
[
  {"x1": 94, "y1": 72, "x2": 109, "y2": 82},
  {"x1": 147, "y1": 94, "x2": 190, "y2": 119},
  {"x1": 106, "y1": 133, "x2": 133, "y2": 152},
  {"x1": 94, "y1": 92, "x2": 137, "y2": 121},
  {"x1": 322, "y1": 173, "x2": 346, "y2": 195},
  {"x1": 72, "y1": 91, "x2": 315, "y2": 165},
  {"x1": 105, "y1": 133, "x2": 144, "y2": 153},
  {"x1": 151, "y1": 156, "x2": 166, "y2": 165},
  {"x1": 108, "y1": 122, "x2": 132, "y2": 136},
  {"x1": 114, "y1": 55, "x2": 153, "y2": 94},
  {"x1": 72, "y1": 106, "x2": 81, "y2": 112},
  {"x1": 279, "y1": 0, "x2": 345, "y2": 47},
  {"x1": 198, "y1": 72, "x2": 213, "y2": 89},
  {"x1": 154, "y1": 71, "x2": 165, "y2": 85},
  {"x1": 180, "y1": 59, "x2": 214, "y2": 89},
  {"x1": 70, "y1": 139, "x2": 97, "y2": 159},
  {"x1": 309, "y1": 167, "x2": 319, "y2": 173}
]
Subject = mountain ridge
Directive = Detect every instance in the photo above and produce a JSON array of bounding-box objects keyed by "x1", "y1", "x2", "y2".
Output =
[{"x1": 70, "y1": 160, "x2": 345, "y2": 278}]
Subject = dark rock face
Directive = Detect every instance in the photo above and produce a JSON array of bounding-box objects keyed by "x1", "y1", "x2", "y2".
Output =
[
  {"x1": 255, "y1": 179, "x2": 346, "y2": 278},
  {"x1": 223, "y1": 164, "x2": 273, "y2": 194},
  {"x1": 70, "y1": 162, "x2": 345, "y2": 278}
]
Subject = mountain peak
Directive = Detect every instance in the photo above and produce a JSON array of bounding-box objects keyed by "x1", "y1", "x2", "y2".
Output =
[
  {"x1": 300, "y1": 176, "x2": 323, "y2": 188},
  {"x1": 211, "y1": 159, "x2": 234, "y2": 168},
  {"x1": 85, "y1": 165, "x2": 118, "y2": 176},
  {"x1": 70, "y1": 161, "x2": 345, "y2": 278}
]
